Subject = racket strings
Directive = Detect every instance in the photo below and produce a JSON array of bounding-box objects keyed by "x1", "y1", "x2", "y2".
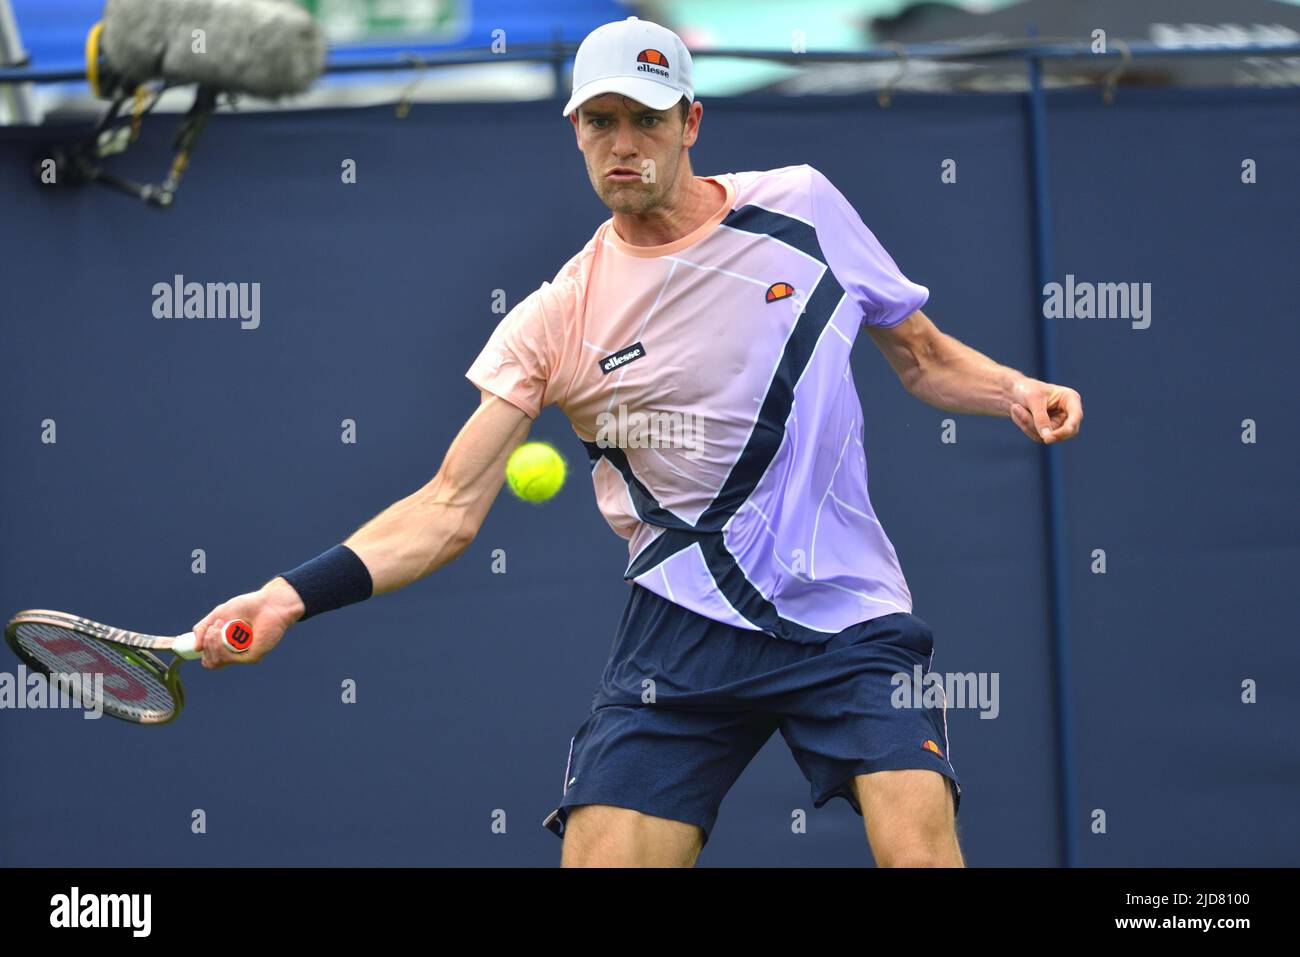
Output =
[{"x1": 12, "y1": 621, "x2": 179, "y2": 722}]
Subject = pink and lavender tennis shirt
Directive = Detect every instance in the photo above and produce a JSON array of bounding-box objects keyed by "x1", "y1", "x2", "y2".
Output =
[{"x1": 466, "y1": 164, "x2": 929, "y2": 644}]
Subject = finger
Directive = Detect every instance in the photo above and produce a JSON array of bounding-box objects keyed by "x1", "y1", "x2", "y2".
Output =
[
  {"x1": 1010, "y1": 403, "x2": 1044, "y2": 443},
  {"x1": 1049, "y1": 391, "x2": 1083, "y2": 439},
  {"x1": 201, "y1": 620, "x2": 226, "y2": 670},
  {"x1": 210, "y1": 623, "x2": 241, "y2": 669},
  {"x1": 1027, "y1": 394, "x2": 1055, "y2": 443},
  {"x1": 191, "y1": 610, "x2": 218, "y2": 652},
  {"x1": 1038, "y1": 393, "x2": 1074, "y2": 441},
  {"x1": 1009, "y1": 403, "x2": 1037, "y2": 442}
]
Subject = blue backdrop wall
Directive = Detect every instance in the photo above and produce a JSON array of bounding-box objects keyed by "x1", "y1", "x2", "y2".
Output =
[{"x1": 1, "y1": 86, "x2": 1296, "y2": 866}]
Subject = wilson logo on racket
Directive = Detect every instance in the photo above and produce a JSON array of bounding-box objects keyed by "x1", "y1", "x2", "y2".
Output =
[
  {"x1": 922, "y1": 739, "x2": 944, "y2": 759},
  {"x1": 636, "y1": 49, "x2": 670, "y2": 78},
  {"x1": 765, "y1": 282, "x2": 795, "y2": 303},
  {"x1": 223, "y1": 620, "x2": 254, "y2": 652},
  {"x1": 34, "y1": 632, "x2": 150, "y2": 701}
]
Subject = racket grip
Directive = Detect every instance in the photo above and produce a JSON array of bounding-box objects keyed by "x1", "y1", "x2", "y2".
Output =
[
  {"x1": 172, "y1": 620, "x2": 254, "y2": 658},
  {"x1": 173, "y1": 632, "x2": 200, "y2": 659}
]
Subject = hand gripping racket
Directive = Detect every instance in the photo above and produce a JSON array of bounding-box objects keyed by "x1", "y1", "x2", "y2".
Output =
[{"x1": 4, "y1": 609, "x2": 253, "y2": 725}]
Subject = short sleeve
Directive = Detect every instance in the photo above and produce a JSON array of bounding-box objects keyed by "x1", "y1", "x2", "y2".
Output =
[
  {"x1": 807, "y1": 165, "x2": 929, "y2": 328},
  {"x1": 465, "y1": 285, "x2": 556, "y2": 418}
]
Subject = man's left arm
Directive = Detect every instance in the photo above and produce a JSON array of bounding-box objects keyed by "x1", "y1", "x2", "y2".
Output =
[{"x1": 865, "y1": 309, "x2": 1083, "y2": 445}]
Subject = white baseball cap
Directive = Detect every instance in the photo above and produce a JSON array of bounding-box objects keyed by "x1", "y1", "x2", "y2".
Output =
[{"x1": 561, "y1": 16, "x2": 694, "y2": 118}]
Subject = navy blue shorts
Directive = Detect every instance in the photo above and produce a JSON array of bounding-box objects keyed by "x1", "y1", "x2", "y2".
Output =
[{"x1": 542, "y1": 584, "x2": 960, "y2": 845}]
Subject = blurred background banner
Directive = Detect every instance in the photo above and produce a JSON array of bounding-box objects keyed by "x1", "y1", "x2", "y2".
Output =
[
  {"x1": 6, "y1": 1, "x2": 1300, "y2": 122},
  {"x1": 4, "y1": 0, "x2": 634, "y2": 119},
  {"x1": 11, "y1": 0, "x2": 607, "y2": 65},
  {"x1": 8, "y1": 0, "x2": 1300, "y2": 104}
]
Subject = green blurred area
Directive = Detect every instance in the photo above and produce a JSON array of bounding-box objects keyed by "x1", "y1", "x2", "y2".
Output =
[
  {"x1": 298, "y1": 0, "x2": 467, "y2": 43},
  {"x1": 659, "y1": 0, "x2": 1300, "y2": 95},
  {"x1": 661, "y1": 0, "x2": 1024, "y2": 94}
]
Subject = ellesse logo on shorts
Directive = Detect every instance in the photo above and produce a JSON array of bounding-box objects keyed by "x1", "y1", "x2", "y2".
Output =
[{"x1": 598, "y1": 341, "x2": 646, "y2": 374}]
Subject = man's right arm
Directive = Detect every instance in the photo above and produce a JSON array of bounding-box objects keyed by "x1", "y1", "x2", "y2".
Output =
[
  {"x1": 191, "y1": 390, "x2": 532, "y2": 668},
  {"x1": 341, "y1": 390, "x2": 533, "y2": 594}
]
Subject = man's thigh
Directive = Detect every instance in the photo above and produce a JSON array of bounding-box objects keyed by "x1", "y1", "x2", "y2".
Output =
[
  {"x1": 853, "y1": 769, "x2": 964, "y2": 867},
  {"x1": 561, "y1": 804, "x2": 704, "y2": 867}
]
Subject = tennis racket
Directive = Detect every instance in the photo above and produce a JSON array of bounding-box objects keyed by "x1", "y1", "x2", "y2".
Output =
[{"x1": 4, "y1": 609, "x2": 253, "y2": 725}]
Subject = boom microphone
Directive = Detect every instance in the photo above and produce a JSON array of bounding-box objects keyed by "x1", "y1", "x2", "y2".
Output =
[{"x1": 92, "y1": 0, "x2": 326, "y2": 99}]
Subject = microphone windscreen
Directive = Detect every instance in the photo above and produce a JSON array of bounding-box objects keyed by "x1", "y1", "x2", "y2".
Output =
[{"x1": 100, "y1": 0, "x2": 326, "y2": 98}]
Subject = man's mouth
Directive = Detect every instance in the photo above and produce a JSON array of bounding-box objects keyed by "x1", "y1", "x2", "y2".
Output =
[{"x1": 606, "y1": 168, "x2": 641, "y2": 182}]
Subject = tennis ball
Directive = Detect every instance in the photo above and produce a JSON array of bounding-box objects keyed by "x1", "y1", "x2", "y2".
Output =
[{"x1": 506, "y1": 441, "x2": 566, "y2": 503}]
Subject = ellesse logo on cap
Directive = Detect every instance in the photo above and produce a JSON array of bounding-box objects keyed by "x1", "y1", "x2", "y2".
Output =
[
  {"x1": 765, "y1": 281, "x2": 795, "y2": 303},
  {"x1": 636, "y1": 49, "x2": 670, "y2": 78},
  {"x1": 598, "y1": 341, "x2": 646, "y2": 374}
]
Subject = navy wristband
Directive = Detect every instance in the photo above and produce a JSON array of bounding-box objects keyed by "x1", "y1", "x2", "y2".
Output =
[{"x1": 279, "y1": 544, "x2": 374, "y2": 622}]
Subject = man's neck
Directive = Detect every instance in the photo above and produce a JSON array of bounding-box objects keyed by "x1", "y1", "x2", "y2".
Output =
[{"x1": 611, "y1": 175, "x2": 727, "y2": 248}]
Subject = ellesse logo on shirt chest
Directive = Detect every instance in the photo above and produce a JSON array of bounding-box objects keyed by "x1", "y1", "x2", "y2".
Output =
[
  {"x1": 598, "y1": 341, "x2": 646, "y2": 374},
  {"x1": 766, "y1": 281, "x2": 795, "y2": 302}
]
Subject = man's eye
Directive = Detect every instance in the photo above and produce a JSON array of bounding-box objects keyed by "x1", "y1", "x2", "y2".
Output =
[{"x1": 642, "y1": 116, "x2": 660, "y2": 126}]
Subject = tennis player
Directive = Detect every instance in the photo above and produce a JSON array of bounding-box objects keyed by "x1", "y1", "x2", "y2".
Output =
[{"x1": 192, "y1": 16, "x2": 1082, "y2": 867}]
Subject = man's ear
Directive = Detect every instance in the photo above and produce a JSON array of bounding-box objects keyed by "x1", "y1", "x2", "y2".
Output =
[{"x1": 682, "y1": 101, "x2": 702, "y2": 147}]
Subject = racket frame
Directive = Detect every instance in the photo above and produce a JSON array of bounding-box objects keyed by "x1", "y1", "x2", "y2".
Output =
[{"x1": 4, "y1": 609, "x2": 188, "y2": 725}]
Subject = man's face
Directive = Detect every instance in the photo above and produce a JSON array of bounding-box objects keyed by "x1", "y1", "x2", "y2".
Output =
[{"x1": 571, "y1": 93, "x2": 693, "y2": 214}]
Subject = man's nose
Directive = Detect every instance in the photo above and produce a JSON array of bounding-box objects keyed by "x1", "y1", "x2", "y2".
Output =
[{"x1": 611, "y1": 121, "x2": 638, "y2": 158}]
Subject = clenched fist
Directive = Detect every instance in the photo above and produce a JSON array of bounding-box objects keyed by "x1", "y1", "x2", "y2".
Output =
[
  {"x1": 1009, "y1": 378, "x2": 1084, "y2": 445},
  {"x1": 191, "y1": 577, "x2": 305, "y2": 670}
]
